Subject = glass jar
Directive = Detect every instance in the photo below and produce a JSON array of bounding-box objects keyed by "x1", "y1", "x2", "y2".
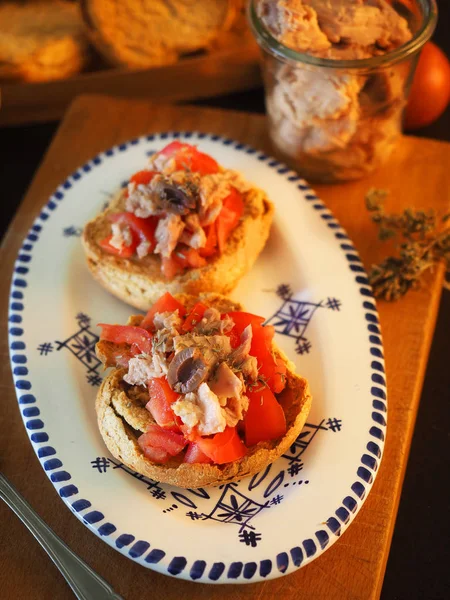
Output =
[{"x1": 248, "y1": 0, "x2": 438, "y2": 183}]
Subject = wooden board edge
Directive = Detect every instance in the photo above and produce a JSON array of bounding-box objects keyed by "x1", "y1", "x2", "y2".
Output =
[
  {"x1": 0, "y1": 44, "x2": 262, "y2": 127},
  {"x1": 373, "y1": 267, "x2": 446, "y2": 598}
]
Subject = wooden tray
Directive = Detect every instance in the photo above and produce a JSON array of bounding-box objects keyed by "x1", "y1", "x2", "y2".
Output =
[
  {"x1": 1, "y1": 96, "x2": 449, "y2": 599},
  {"x1": 0, "y1": 41, "x2": 261, "y2": 127}
]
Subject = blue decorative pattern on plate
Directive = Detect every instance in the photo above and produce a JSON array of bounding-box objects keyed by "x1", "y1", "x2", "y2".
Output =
[{"x1": 8, "y1": 132, "x2": 386, "y2": 583}]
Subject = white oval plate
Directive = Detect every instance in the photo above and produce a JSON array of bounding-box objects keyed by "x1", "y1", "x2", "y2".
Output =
[{"x1": 8, "y1": 132, "x2": 387, "y2": 584}]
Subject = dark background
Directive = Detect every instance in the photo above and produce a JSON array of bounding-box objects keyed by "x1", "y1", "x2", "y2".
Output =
[{"x1": 1, "y1": 2, "x2": 449, "y2": 598}]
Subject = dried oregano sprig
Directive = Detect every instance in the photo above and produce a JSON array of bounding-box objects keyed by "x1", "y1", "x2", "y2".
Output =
[{"x1": 365, "y1": 188, "x2": 450, "y2": 301}]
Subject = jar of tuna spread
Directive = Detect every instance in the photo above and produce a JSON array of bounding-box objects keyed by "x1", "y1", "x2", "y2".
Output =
[{"x1": 249, "y1": 0, "x2": 437, "y2": 182}]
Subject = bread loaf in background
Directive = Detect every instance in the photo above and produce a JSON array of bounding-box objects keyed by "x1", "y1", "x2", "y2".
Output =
[
  {"x1": 80, "y1": 0, "x2": 243, "y2": 68},
  {"x1": 0, "y1": 1, "x2": 89, "y2": 82}
]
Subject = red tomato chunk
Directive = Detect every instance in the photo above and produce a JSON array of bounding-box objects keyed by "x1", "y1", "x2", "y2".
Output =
[
  {"x1": 196, "y1": 427, "x2": 247, "y2": 464},
  {"x1": 98, "y1": 324, "x2": 153, "y2": 355},
  {"x1": 129, "y1": 170, "x2": 156, "y2": 186},
  {"x1": 182, "y1": 302, "x2": 208, "y2": 332},
  {"x1": 156, "y1": 141, "x2": 219, "y2": 175},
  {"x1": 244, "y1": 386, "x2": 286, "y2": 446},
  {"x1": 225, "y1": 312, "x2": 286, "y2": 394},
  {"x1": 216, "y1": 188, "x2": 244, "y2": 254},
  {"x1": 110, "y1": 212, "x2": 158, "y2": 253},
  {"x1": 138, "y1": 424, "x2": 186, "y2": 464},
  {"x1": 184, "y1": 442, "x2": 213, "y2": 464},
  {"x1": 140, "y1": 292, "x2": 187, "y2": 330},
  {"x1": 98, "y1": 235, "x2": 136, "y2": 257},
  {"x1": 146, "y1": 378, "x2": 180, "y2": 431}
]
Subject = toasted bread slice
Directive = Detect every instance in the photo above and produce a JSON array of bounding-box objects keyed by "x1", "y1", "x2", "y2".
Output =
[
  {"x1": 82, "y1": 186, "x2": 274, "y2": 311},
  {"x1": 95, "y1": 293, "x2": 312, "y2": 489},
  {"x1": 0, "y1": 1, "x2": 88, "y2": 82},
  {"x1": 80, "y1": 0, "x2": 241, "y2": 69}
]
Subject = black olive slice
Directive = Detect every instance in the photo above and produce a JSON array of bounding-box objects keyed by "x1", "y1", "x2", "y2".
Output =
[{"x1": 167, "y1": 347, "x2": 208, "y2": 394}]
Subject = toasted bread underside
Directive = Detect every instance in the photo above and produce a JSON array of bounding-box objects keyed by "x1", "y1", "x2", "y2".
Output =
[
  {"x1": 80, "y1": 0, "x2": 241, "y2": 68},
  {"x1": 95, "y1": 294, "x2": 312, "y2": 489},
  {"x1": 0, "y1": 1, "x2": 88, "y2": 82},
  {"x1": 82, "y1": 187, "x2": 274, "y2": 310}
]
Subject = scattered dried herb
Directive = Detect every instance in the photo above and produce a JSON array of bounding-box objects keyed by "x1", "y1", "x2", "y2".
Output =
[
  {"x1": 365, "y1": 188, "x2": 450, "y2": 301},
  {"x1": 248, "y1": 375, "x2": 270, "y2": 393}
]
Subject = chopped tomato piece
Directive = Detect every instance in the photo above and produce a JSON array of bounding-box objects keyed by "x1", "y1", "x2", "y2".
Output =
[
  {"x1": 225, "y1": 312, "x2": 285, "y2": 393},
  {"x1": 187, "y1": 248, "x2": 207, "y2": 268},
  {"x1": 98, "y1": 235, "x2": 136, "y2": 257},
  {"x1": 244, "y1": 387, "x2": 286, "y2": 446},
  {"x1": 138, "y1": 424, "x2": 186, "y2": 457},
  {"x1": 161, "y1": 247, "x2": 206, "y2": 280},
  {"x1": 184, "y1": 442, "x2": 213, "y2": 464},
  {"x1": 196, "y1": 427, "x2": 247, "y2": 464},
  {"x1": 257, "y1": 351, "x2": 286, "y2": 393},
  {"x1": 226, "y1": 328, "x2": 241, "y2": 349},
  {"x1": 271, "y1": 358, "x2": 287, "y2": 394},
  {"x1": 124, "y1": 170, "x2": 157, "y2": 197},
  {"x1": 138, "y1": 443, "x2": 170, "y2": 463},
  {"x1": 156, "y1": 141, "x2": 219, "y2": 175},
  {"x1": 250, "y1": 326, "x2": 286, "y2": 393},
  {"x1": 199, "y1": 224, "x2": 218, "y2": 258},
  {"x1": 248, "y1": 323, "x2": 268, "y2": 358},
  {"x1": 110, "y1": 212, "x2": 159, "y2": 253},
  {"x1": 226, "y1": 312, "x2": 265, "y2": 337},
  {"x1": 140, "y1": 292, "x2": 187, "y2": 330},
  {"x1": 216, "y1": 206, "x2": 238, "y2": 254},
  {"x1": 224, "y1": 186, "x2": 245, "y2": 216},
  {"x1": 183, "y1": 151, "x2": 219, "y2": 175},
  {"x1": 171, "y1": 248, "x2": 189, "y2": 270},
  {"x1": 98, "y1": 324, "x2": 153, "y2": 355},
  {"x1": 146, "y1": 378, "x2": 180, "y2": 431},
  {"x1": 129, "y1": 170, "x2": 156, "y2": 186},
  {"x1": 263, "y1": 324, "x2": 275, "y2": 344},
  {"x1": 99, "y1": 211, "x2": 159, "y2": 258},
  {"x1": 161, "y1": 255, "x2": 185, "y2": 280},
  {"x1": 216, "y1": 188, "x2": 244, "y2": 253},
  {"x1": 225, "y1": 311, "x2": 265, "y2": 349},
  {"x1": 156, "y1": 141, "x2": 186, "y2": 159},
  {"x1": 175, "y1": 247, "x2": 207, "y2": 269},
  {"x1": 148, "y1": 377, "x2": 179, "y2": 405},
  {"x1": 182, "y1": 302, "x2": 208, "y2": 332}
]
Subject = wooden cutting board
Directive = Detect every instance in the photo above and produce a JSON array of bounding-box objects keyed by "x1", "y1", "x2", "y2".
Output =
[
  {"x1": 1, "y1": 96, "x2": 449, "y2": 600},
  {"x1": 0, "y1": 41, "x2": 261, "y2": 127}
]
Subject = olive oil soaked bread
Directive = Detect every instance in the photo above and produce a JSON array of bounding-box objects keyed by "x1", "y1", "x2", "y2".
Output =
[
  {"x1": 82, "y1": 187, "x2": 274, "y2": 310},
  {"x1": 95, "y1": 294, "x2": 312, "y2": 489}
]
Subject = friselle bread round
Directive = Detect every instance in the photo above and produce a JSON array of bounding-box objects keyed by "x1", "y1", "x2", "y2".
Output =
[
  {"x1": 82, "y1": 185, "x2": 274, "y2": 311},
  {"x1": 0, "y1": 1, "x2": 89, "y2": 82},
  {"x1": 80, "y1": 0, "x2": 241, "y2": 69},
  {"x1": 95, "y1": 293, "x2": 312, "y2": 488}
]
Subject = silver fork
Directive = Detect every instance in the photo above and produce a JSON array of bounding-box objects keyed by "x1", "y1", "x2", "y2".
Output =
[{"x1": 0, "y1": 473, "x2": 123, "y2": 600}]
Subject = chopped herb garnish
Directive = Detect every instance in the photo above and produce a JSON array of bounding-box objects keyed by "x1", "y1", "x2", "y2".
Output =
[{"x1": 365, "y1": 188, "x2": 450, "y2": 301}]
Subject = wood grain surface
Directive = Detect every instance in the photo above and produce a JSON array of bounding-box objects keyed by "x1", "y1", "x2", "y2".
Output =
[{"x1": 1, "y1": 96, "x2": 449, "y2": 600}]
